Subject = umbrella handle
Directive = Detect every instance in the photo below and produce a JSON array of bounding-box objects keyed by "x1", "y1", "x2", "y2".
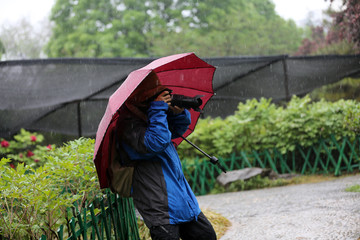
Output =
[
  {"x1": 179, "y1": 135, "x2": 227, "y2": 173},
  {"x1": 209, "y1": 156, "x2": 227, "y2": 173}
]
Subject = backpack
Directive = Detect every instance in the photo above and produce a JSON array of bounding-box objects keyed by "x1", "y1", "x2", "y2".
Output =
[{"x1": 107, "y1": 112, "x2": 135, "y2": 197}]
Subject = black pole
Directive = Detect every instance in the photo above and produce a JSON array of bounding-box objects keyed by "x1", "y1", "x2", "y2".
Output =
[
  {"x1": 282, "y1": 57, "x2": 290, "y2": 101},
  {"x1": 179, "y1": 135, "x2": 227, "y2": 173},
  {"x1": 77, "y1": 102, "x2": 82, "y2": 137}
]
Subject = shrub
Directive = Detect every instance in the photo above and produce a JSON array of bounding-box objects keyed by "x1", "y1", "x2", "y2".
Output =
[
  {"x1": 0, "y1": 158, "x2": 81, "y2": 239},
  {"x1": 0, "y1": 129, "x2": 54, "y2": 168},
  {"x1": 344, "y1": 103, "x2": 360, "y2": 134},
  {"x1": 178, "y1": 96, "x2": 359, "y2": 159},
  {"x1": 45, "y1": 138, "x2": 101, "y2": 204},
  {"x1": 0, "y1": 138, "x2": 101, "y2": 239}
]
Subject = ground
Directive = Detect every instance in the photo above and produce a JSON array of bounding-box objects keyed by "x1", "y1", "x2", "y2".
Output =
[{"x1": 197, "y1": 174, "x2": 360, "y2": 240}]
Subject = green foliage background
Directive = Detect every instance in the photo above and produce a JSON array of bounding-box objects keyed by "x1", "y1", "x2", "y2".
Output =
[
  {"x1": 177, "y1": 95, "x2": 360, "y2": 159},
  {"x1": 1, "y1": 96, "x2": 360, "y2": 238},
  {"x1": 310, "y1": 78, "x2": 360, "y2": 102},
  {"x1": 0, "y1": 138, "x2": 100, "y2": 239},
  {"x1": 46, "y1": 0, "x2": 303, "y2": 58},
  {"x1": 0, "y1": 40, "x2": 5, "y2": 59}
]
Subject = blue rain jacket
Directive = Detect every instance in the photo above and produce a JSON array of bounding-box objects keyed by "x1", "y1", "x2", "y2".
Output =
[{"x1": 121, "y1": 101, "x2": 201, "y2": 228}]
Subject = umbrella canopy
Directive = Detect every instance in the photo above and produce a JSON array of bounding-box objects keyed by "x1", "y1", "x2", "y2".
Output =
[{"x1": 94, "y1": 52, "x2": 216, "y2": 188}]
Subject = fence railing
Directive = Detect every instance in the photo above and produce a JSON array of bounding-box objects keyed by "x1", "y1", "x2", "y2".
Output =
[
  {"x1": 39, "y1": 135, "x2": 360, "y2": 239},
  {"x1": 40, "y1": 190, "x2": 140, "y2": 240},
  {"x1": 182, "y1": 135, "x2": 360, "y2": 195}
]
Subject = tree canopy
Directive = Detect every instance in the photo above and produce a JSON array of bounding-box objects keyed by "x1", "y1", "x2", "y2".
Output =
[
  {"x1": 330, "y1": 0, "x2": 360, "y2": 48},
  {"x1": 0, "y1": 40, "x2": 5, "y2": 59},
  {"x1": 298, "y1": 0, "x2": 360, "y2": 102},
  {"x1": 296, "y1": 0, "x2": 360, "y2": 55},
  {"x1": 46, "y1": 0, "x2": 304, "y2": 58},
  {"x1": 0, "y1": 19, "x2": 50, "y2": 60}
]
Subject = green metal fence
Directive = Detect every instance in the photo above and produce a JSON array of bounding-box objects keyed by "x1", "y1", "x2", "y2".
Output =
[
  {"x1": 39, "y1": 135, "x2": 360, "y2": 239},
  {"x1": 40, "y1": 190, "x2": 140, "y2": 240},
  {"x1": 182, "y1": 135, "x2": 360, "y2": 195}
]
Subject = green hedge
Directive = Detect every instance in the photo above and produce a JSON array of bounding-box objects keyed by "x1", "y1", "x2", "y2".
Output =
[
  {"x1": 0, "y1": 138, "x2": 101, "y2": 240},
  {"x1": 1, "y1": 95, "x2": 359, "y2": 238},
  {"x1": 178, "y1": 95, "x2": 360, "y2": 159}
]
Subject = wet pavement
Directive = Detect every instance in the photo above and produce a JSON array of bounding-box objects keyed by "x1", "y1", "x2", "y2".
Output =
[{"x1": 197, "y1": 175, "x2": 360, "y2": 240}]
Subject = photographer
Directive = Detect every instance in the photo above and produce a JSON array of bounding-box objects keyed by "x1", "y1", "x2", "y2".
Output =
[{"x1": 119, "y1": 73, "x2": 216, "y2": 240}]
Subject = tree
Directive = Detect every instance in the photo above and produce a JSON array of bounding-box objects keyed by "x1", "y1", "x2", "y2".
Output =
[
  {"x1": 329, "y1": 0, "x2": 360, "y2": 48},
  {"x1": 0, "y1": 18, "x2": 51, "y2": 60},
  {"x1": 296, "y1": 0, "x2": 360, "y2": 55},
  {"x1": 184, "y1": 0, "x2": 303, "y2": 56},
  {"x1": 0, "y1": 40, "x2": 5, "y2": 59},
  {"x1": 299, "y1": 1, "x2": 360, "y2": 102},
  {"x1": 46, "y1": 0, "x2": 191, "y2": 57},
  {"x1": 46, "y1": 0, "x2": 304, "y2": 58}
]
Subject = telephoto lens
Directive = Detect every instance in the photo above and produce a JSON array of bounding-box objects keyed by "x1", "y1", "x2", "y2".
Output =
[{"x1": 171, "y1": 94, "x2": 203, "y2": 112}]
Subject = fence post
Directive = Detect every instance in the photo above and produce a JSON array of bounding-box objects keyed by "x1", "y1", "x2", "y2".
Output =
[{"x1": 180, "y1": 134, "x2": 360, "y2": 195}]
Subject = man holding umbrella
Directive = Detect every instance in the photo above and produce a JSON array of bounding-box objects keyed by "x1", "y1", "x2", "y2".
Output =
[
  {"x1": 94, "y1": 53, "x2": 218, "y2": 240},
  {"x1": 116, "y1": 72, "x2": 216, "y2": 240}
]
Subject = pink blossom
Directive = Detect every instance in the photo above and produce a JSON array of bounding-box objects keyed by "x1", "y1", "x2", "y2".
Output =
[
  {"x1": 19, "y1": 153, "x2": 23, "y2": 158},
  {"x1": 34, "y1": 159, "x2": 40, "y2": 163},
  {"x1": 1, "y1": 140, "x2": 9, "y2": 148},
  {"x1": 46, "y1": 144, "x2": 52, "y2": 150},
  {"x1": 30, "y1": 135, "x2": 37, "y2": 142},
  {"x1": 9, "y1": 163, "x2": 15, "y2": 169},
  {"x1": 26, "y1": 150, "x2": 34, "y2": 157}
]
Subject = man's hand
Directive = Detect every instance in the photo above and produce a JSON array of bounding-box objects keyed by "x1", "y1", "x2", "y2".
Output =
[
  {"x1": 154, "y1": 90, "x2": 184, "y2": 114},
  {"x1": 155, "y1": 90, "x2": 171, "y2": 106},
  {"x1": 169, "y1": 105, "x2": 184, "y2": 114}
]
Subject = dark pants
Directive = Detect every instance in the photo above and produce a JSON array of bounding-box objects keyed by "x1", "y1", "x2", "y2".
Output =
[{"x1": 149, "y1": 212, "x2": 217, "y2": 240}]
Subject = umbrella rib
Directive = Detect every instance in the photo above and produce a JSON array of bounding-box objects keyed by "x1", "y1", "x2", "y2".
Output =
[
  {"x1": 155, "y1": 66, "x2": 215, "y2": 74},
  {"x1": 164, "y1": 85, "x2": 214, "y2": 94}
]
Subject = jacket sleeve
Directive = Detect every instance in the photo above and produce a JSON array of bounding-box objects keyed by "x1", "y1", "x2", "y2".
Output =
[
  {"x1": 121, "y1": 101, "x2": 172, "y2": 160},
  {"x1": 167, "y1": 109, "x2": 191, "y2": 139},
  {"x1": 143, "y1": 101, "x2": 172, "y2": 153}
]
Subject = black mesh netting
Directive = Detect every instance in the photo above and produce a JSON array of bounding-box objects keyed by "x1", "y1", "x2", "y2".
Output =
[{"x1": 1, "y1": 54, "x2": 359, "y2": 137}]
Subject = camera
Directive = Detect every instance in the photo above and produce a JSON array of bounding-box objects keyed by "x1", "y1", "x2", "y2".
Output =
[
  {"x1": 170, "y1": 94, "x2": 203, "y2": 112},
  {"x1": 147, "y1": 88, "x2": 204, "y2": 112}
]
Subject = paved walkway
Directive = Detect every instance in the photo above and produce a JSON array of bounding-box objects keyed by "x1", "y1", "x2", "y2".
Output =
[{"x1": 197, "y1": 175, "x2": 360, "y2": 240}]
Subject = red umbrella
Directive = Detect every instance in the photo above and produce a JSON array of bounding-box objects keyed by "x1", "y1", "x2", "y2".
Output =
[{"x1": 93, "y1": 52, "x2": 216, "y2": 189}]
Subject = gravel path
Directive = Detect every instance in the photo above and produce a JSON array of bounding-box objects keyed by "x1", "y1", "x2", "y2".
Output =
[{"x1": 197, "y1": 175, "x2": 360, "y2": 240}]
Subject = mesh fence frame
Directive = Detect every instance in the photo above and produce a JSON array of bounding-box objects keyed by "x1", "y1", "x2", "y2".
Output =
[{"x1": 1, "y1": 54, "x2": 360, "y2": 137}]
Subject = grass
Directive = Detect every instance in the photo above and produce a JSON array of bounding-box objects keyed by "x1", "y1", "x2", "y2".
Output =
[
  {"x1": 137, "y1": 208, "x2": 231, "y2": 240},
  {"x1": 209, "y1": 173, "x2": 355, "y2": 195},
  {"x1": 345, "y1": 184, "x2": 360, "y2": 192},
  {"x1": 285, "y1": 174, "x2": 339, "y2": 186},
  {"x1": 203, "y1": 208, "x2": 232, "y2": 239}
]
